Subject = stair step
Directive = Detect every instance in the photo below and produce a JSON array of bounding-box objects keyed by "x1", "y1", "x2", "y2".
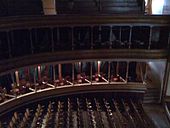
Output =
[
  {"x1": 102, "y1": 6, "x2": 140, "y2": 12},
  {"x1": 143, "y1": 100, "x2": 159, "y2": 103},
  {"x1": 102, "y1": 2, "x2": 138, "y2": 7},
  {"x1": 144, "y1": 94, "x2": 160, "y2": 97},
  {"x1": 144, "y1": 96, "x2": 160, "y2": 100},
  {"x1": 145, "y1": 92, "x2": 160, "y2": 95},
  {"x1": 101, "y1": 0, "x2": 138, "y2": 2},
  {"x1": 143, "y1": 87, "x2": 160, "y2": 103}
]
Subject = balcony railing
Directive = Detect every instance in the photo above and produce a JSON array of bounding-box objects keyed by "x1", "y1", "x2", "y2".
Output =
[
  {"x1": 0, "y1": 15, "x2": 170, "y2": 61},
  {"x1": 0, "y1": 83, "x2": 146, "y2": 116},
  {"x1": 0, "y1": 59, "x2": 161, "y2": 107}
]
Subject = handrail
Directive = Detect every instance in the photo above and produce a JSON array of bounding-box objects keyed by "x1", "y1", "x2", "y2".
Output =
[
  {"x1": 0, "y1": 15, "x2": 169, "y2": 75},
  {"x1": 0, "y1": 83, "x2": 146, "y2": 116},
  {"x1": 0, "y1": 15, "x2": 170, "y2": 30},
  {"x1": 0, "y1": 49, "x2": 168, "y2": 75}
]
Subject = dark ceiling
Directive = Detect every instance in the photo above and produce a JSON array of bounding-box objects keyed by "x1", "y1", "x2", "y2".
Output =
[{"x1": 0, "y1": 0, "x2": 144, "y2": 16}]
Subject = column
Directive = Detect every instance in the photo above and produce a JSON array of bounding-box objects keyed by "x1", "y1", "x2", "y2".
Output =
[
  {"x1": 148, "y1": 26, "x2": 152, "y2": 49},
  {"x1": 38, "y1": 65, "x2": 41, "y2": 80},
  {"x1": 98, "y1": 61, "x2": 101, "y2": 74},
  {"x1": 72, "y1": 63, "x2": 74, "y2": 83},
  {"x1": 53, "y1": 64, "x2": 56, "y2": 81},
  {"x1": 108, "y1": 61, "x2": 111, "y2": 82},
  {"x1": 58, "y1": 64, "x2": 62, "y2": 80},
  {"x1": 15, "y1": 71, "x2": 19, "y2": 86},
  {"x1": 42, "y1": 0, "x2": 57, "y2": 15},
  {"x1": 126, "y1": 62, "x2": 129, "y2": 83},
  {"x1": 128, "y1": 26, "x2": 132, "y2": 49}
]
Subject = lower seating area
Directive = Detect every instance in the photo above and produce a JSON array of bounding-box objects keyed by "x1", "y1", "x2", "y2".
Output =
[{"x1": 0, "y1": 93, "x2": 154, "y2": 128}]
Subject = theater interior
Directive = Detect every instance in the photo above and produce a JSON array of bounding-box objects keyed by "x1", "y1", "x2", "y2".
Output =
[{"x1": 0, "y1": 0, "x2": 170, "y2": 128}]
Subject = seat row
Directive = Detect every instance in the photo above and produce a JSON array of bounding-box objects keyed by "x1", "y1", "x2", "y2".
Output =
[{"x1": 1, "y1": 96, "x2": 153, "y2": 128}]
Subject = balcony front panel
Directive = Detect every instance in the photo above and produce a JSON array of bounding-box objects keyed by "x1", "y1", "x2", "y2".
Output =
[
  {"x1": 0, "y1": 15, "x2": 169, "y2": 62},
  {"x1": 0, "y1": 49, "x2": 168, "y2": 75},
  {"x1": 0, "y1": 59, "x2": 165, "y2": 111}
]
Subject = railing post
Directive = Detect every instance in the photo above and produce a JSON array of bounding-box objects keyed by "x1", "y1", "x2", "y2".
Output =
[
  {"x1": 7, "y1": 31, "x2": 12, "y2": 58},
  {"x1": 51, "y1": 27, "x2": 54, "y2": 52},
  {"x1": 91, "y1": 26, "x2": 93, "y2": 49},
  {"x1": 71, "y1": 27, "x2": 74, "y2": 50},
  {"x1": 109, "y1": 26, "x2": 112, "y2": 49},
  {"x1": 108, "y1": 61, "x2": 111, "y2": 82},
  {"x1": 148, "y1": 26, "x2": 152, "y2": 49},
  {"x1": 90, "y1": 62, "x2": 93, "y2": 83},
  {"x1": 58, "y1": 64, "x2": 62, "y2": 80},
  {"x1": 161, "y1": 61, "x2": 170, "y2": 103},
  {"x1": 126, "y1": 61, "x2": 129, "y2": 83},
  {"x1": 56, "y1": 27, "x2": 60, "y2": 50},
  {"x1": 15, "y1": 70, "x2": 20, "y2": 86},
  {"x1": 168, "y1": 31, "x2": 170, "y2": 49},
  {"x1": 72, "y1": 63, "x2": 74, "y2": 85},
  {"x1": 119, "y1": 27, "x2": 122, "y2": 43},
  {"x1": 29, "y1": 29, "x2": 34, "y2": 54},
  {"x1": 116, "y1": 62, "x2": 119, "y2": 75},
  {"x1": 129, "y1": 26, "x2": 132, "y2": 49},
  {"x1": 10, "y1": 72, "x2": 15, "y2": 85},
  {"x1": 143, "y1": 62, "x2": 148, "y2": 84},
  {"x1": 53, "y1": 64, "x2": 56, "y2": 82},
  {"x1": 34, "y1": 67, "x2": 37, "y2": 92}
]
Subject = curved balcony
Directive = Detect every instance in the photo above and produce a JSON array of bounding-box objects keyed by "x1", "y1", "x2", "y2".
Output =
[
  {"x1": 0, "y1": 14, "x2": 169, "y2": 127},
  {"x1": 0, "y1": 15, "x2": 170, "y2": 74},
  {"x1": 0, "y1": 58, "x2": 164, "y2": 113},
  {"x1": 0, "y1": 15, "x2": 168, "y2": 110},
  {"x1": 0, "y1": 82, "x2": 146, "y2": 115}
]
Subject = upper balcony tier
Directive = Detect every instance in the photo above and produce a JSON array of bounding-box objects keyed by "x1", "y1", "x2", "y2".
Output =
[{"x1": 0, "y1": 15, "x2": 170, "y2": 73}]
